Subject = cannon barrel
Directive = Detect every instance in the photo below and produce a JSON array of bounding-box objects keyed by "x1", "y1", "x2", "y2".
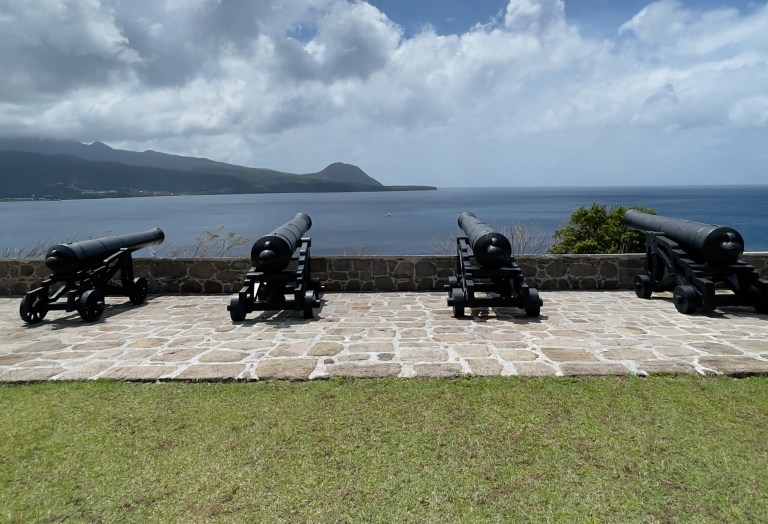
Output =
[
  {"x1": 44, "y1": 228, "x2": 165, "y2": 275},
  {"x1": 250, "y1": 213, "x2": 312, "y2": 272},
  {"x1": 623, "y1": 210, "x2": 744, "y2": 266},
  {"x1": 458, "y1": 212, "x2": 513, "y2": 268}
]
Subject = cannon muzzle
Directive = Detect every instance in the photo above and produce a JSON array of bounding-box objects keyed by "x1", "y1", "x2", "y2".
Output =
[
  {"x1": 623, "y1": 209, "x2": 744, "y2": 266},
  {"x1": 44, "y1": 228, "x2": 165, "y2": 275},
  {"x1": 458, "y1": 212, "x2": 513, "y2": 268},
  {"x1": 250, "y1": 213, "x2": 312, "y2": 272}
]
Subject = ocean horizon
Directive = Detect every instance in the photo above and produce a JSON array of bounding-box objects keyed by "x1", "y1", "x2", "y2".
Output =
[{"x1": 2, "y1": 185, "x2": 767, "y2": 256}]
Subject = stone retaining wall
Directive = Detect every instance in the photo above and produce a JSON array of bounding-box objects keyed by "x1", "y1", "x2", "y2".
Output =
[{"x1": 2, "y1": 254, "x2": 767, "y2": 295}]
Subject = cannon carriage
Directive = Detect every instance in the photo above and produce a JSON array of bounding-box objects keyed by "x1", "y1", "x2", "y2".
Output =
[
  {"x1": 19, "y1": 228, "x2": 165, "y2": 323},
  {"x1": 228, "y1": 213, "x2": 324, "y2": 321},
  {"x1": 446, "y1": 212, "x2": 541, "y2": 318},
  {"x1": 623, "y1": 210, "x2": 768, "y2": 314}
]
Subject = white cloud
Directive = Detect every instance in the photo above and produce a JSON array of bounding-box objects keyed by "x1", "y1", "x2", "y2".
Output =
[
  {"x1": 504, "y1": 0, "x2": 566, "y2": 35},
  {"x1": 0, "y1": 0, "x2": 767, "y2": 186}
]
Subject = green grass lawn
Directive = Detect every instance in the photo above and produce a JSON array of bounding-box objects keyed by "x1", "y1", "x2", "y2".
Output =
[{"x1": 1, "y1": 376, "x2": 767, "y2": 523}]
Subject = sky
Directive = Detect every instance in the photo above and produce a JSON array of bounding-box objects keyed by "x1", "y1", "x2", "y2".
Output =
[{"x1": 1, "y1": 0, "x2": 766, "y2": 187}]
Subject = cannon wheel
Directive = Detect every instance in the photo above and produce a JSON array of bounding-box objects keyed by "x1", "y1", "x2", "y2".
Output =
[
  {"x1": 20, "y1": 293, "x2": 48, "y2": 324},
  {"x1": 634, "y1": 275, "x2": 653, "y2": 299},
  {"x1": 451, "y1": 288, "x2": 466, "y2": 318},
  {"x1": 673, "y1": 285, "x2": 699, "y2": 315},
  {"x1": 129, "y1": 277, "x2": 149, "y2": 305},
  {"x1": 755, "y1": 288, "x2": 768, "y2": 314},
  {"x1": 78, "y1": 289, "x2": 105, "y2": 322},
  {"x1": 229, "y1": 295, "x2": 247, "y2": 322},
  {"x1": 303, "y1": 289, "x2": 319, "y2": 319},
  {"x1": 310, "y1": 279, "x2": 325, "y2": 299},
  {"x1": 256, "y1": 283, "x2": 270, "y2": 301},
  {"x1": 646, "y1": 253, "x2": 666, "y2": 280},
  {"x1": 524, "y1": 288, "x2": 541, "y2": 317}
]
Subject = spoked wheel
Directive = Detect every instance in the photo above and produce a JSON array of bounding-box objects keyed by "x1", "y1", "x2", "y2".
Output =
[
  {"x1": 524, "y1": 288, "x2": 541, "y2": 318},
  {"x1": 673, "y1": 285, "x2": 699, "y2": 315},
  {"x1": 129, "y1": 277, "x2": 149, "y2": 305},
  {"x1": 19, "y1": 292, "x2": 48, "y2": 324},
  {"x1": 303, "y1": 289, "x2": 319, "y2": 319},
  {"x1": 228, "y1": 295, "x2": 247, "y2": 322},
  {"x1": 634, "y1": 275, "x2": 653, "y2": 299},
  {"x1": 77, "y1": 289, "x2": 105, "y2": 322},
  {"x1": 449, "y1": 288, "x2": 466, "y2": 318}
]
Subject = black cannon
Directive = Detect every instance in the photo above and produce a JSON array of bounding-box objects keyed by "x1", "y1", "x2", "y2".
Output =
[
  {"x1": 446, "y1": 212, "x2": 541, "y2": 318},
  {"x1": 623, "y1": 210, "x2": 768, "y2": 314},
  {"x1": 20, "y1": 228, "x2": 165, "y2": 323},
  {"x1": 228, "y1": 213, "x2": 324, "y2": 321}
]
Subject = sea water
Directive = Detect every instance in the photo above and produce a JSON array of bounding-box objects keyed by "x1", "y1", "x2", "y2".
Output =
[{"x1": 1, "y1": 186, "x2": 766, "y2": 256}]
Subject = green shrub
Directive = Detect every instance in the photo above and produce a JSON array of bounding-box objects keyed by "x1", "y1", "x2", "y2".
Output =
[{"x1": 550, "y1": 203, "x2": 655, "y2": 254}]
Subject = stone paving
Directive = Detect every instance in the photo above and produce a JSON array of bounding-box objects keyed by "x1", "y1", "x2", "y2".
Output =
[{"x1": 1, "y1": 291, "x2": 767, "y2": 382}]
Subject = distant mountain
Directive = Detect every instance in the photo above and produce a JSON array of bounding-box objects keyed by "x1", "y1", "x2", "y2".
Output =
[{"x1": 0, "y1": 137, "x2": 435, "y2": 200}]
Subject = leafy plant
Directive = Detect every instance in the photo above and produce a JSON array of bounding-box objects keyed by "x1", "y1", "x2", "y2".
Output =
[{"x1": 550, "y1": 203, "x2": 656, "y2": 254}]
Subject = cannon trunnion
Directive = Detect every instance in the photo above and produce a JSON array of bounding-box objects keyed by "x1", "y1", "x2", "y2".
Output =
[
  {"x1": 623, "y1": 210, "x2": 768, "y2": 315},
  {"x1": 20, "y1": 228, "x2": 165, "y2": 323},
  {"x1": 228, "y1": 213, "x2": 324, "y2": 321},
  {"x1": 447, "y1": 212, "x2": 542, "y2": 318}
]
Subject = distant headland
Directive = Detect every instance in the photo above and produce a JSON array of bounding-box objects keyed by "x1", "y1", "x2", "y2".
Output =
[{"x1": 0, "y1": 137, "x2": 436, "y2": 200}]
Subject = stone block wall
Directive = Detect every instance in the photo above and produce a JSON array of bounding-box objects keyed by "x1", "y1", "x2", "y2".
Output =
[{"x1": 1, "y1": 253, "x2": 767, "y2": 295}]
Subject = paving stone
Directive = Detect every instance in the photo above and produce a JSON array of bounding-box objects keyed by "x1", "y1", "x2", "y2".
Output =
[
  {"x1": 198, "y1": 350, "x2": 248, "y2": 363},
  {"x1": 269, "y1": 343, "x2": 309, "y2": 357},
  {"x1": 175, "y1": 364, "x2": 247, "y2": 380},
  {"x1": 14, "y1": 340, "x2": 67, "y2": 353},
  {"x1": 399, "y1": 348, "x2": 449, "y2": 362},
  {"x1": 256, "y1": 359, "x2": 317, "y2": 380},
  {"x1": 466, "y1": 358, "x2": 503, "y2": 376},
  {"x1": 128, "y1": 337, "x2": 167, "y2": 349},
  {"x1": 99, "y1": 366, "x2": 176, "y2": 381},
  {"x1": 71, "y1": 342, "x2": 114, "y2": 352},
  {"x1": 151, "y1": 348, "x2": 206, "y2": 362},
  {"x1": 48, "y1": 351, "x2": 95, "y2": 360},
  {"x1": 121, "y1": 349, "x2": 159, "y2": 362},
  {"x1": 336, "y1": 354, "x2": 372, "y2": 362},
  {"x1": 560, "y1": 363, "x2": 631, "y2": 376},
  {"x1": 55, "y1": 361, "x2": 116, "y2": 380},
  {"x1": 638, "y1": 361, "x2": 698, "y2": 375},
  {"x1": 655, "y1": 346, "x2": 700, "y2": 357},
  {"x1": 431, "y1": 333, "x2": 475, "y2": 343},
  {"x1": 453, "y1": 345, "x2": 492, "y2": 358},
  {"x1": 602, "y1": 348, "x2": 656, "y2": 361},
  {"x1": 0, "y1": 367, "x2": 66, "y2": 381},
  {"x1": 541, "y1": 348, "x2": 598, "y2": 362},
  {"x1": 168, "y1": 336, "x2": 207, "y2": 348},
  {"x1": 348, "y1": 342, "x2": 395, "y2": 353},
  {"x1": 699, "y1": 357, "x2": 768, "y2": 376},
  {"x1": 690, "y1": 342, "x2": 743, "y2": 356},
  {"x1": 498, "y1": 350, "x2": 539, "y2": 362},
  {"x1": 514, "y1": 362, "x2": 557, "y2": 376},
  {"x1": 308, "y1": 342, "x2": 344, "y2": 357},
  {"x1": 326, "y1": 363, "x2": 401, "y2": 378},
  {"x1": 731, "y1": 340, "x2": 768, "y2": 352},
  {"x1": 414, "y1": 363, "x2": 464, "y2": 378},
  {"x1": 0, "y1": 354, "x2": 39, "y2": 365}
]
